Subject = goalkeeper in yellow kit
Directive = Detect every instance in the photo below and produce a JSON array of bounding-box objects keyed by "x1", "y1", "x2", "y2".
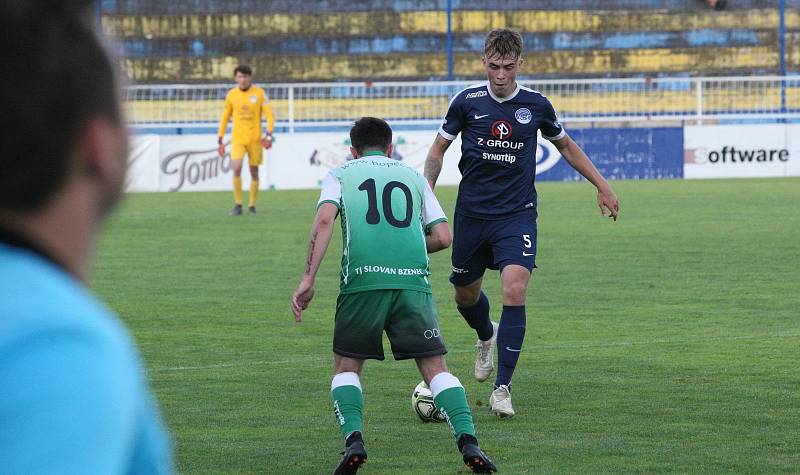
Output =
[{"x1": 217, "y1": 65, "x2": 275, "y2": 215}]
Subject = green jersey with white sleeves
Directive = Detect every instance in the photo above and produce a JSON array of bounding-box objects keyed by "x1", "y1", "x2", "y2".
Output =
[{"x1": 317, "y1": 154, "x2": 448, "y2": 294}]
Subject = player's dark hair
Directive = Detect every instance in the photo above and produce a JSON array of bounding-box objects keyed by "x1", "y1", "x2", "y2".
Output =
[
  {"x1": 234, "y1": 64, "x2": 253, "y2": 76},
  {"x1": 484, "y1": 28, "x2": 524, "y2": 60},
  {"x1": 350, "y1": 117, "x2": 392, "y2": 156},
  {"x1": 0, "y1": 0, "x2": 121, "y2": 211}
]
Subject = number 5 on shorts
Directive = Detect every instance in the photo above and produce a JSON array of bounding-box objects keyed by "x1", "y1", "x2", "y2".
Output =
[{"x1": 523, "y1": 234, "x2": 532, "y2": 248}]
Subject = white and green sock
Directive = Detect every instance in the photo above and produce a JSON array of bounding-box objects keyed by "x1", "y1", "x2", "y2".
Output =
[
  {"x1": 331, "y1": 372, "x2": 364, "y2": 440},
  {"x1": 430, "y1": 372, "x2": 476, "y2": 442}
]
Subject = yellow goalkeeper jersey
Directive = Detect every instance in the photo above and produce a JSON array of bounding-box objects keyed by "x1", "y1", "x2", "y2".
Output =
[{"x1": 217, "y1": 85, "x2": 274, "y2": 144}]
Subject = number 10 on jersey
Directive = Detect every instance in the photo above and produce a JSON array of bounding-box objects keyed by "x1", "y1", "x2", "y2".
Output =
[{"x1": 358, "y1": 178, "x2": 413, "y2": 228}]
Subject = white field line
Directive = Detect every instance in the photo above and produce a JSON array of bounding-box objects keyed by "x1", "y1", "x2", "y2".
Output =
[{"x1": 147, "y1": 332, "x2": 800, "y2": 373}]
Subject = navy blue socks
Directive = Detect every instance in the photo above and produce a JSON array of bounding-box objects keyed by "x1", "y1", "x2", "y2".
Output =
[
  {"x1": 457, "y1": 291, "x2": 494, "y2": 341},
  {"x1": 495, "y1": 305, "x2": 526, "y2": 388}
]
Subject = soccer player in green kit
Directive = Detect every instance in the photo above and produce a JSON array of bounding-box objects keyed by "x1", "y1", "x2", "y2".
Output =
[{"x1": 292, "y1": 117, "x2": 497, "y2": 474}]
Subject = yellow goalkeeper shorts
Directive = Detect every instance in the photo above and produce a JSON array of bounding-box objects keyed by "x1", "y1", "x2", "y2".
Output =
[{"x1": 230, "y1": 140, "x2": 263, "y2": 166}]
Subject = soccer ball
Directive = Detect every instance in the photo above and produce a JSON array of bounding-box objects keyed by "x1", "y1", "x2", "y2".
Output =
[{"x1": 411, "y1": 381, "x2": 445, "y2": 423}]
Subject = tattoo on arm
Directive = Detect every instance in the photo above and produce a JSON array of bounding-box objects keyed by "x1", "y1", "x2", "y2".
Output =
[
  {"x1": 304, "y1": 231, "x2": 318, "y2": 275},
  {"x1": 424, "y1": 155, "x2": 443, "y2": 186},
  {"x1": 424, "y1": 137, "x2": 451, "y2": 186}
]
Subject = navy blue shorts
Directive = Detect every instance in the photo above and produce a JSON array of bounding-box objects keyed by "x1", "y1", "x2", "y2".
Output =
[{"x1": 449, "y1": 210, "x2": 538, "y2": 287}]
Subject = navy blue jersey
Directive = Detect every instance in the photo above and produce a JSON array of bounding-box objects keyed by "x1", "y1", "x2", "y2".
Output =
[{"x1": 439, "y1": 82, "x2": 566, "y2": 219}]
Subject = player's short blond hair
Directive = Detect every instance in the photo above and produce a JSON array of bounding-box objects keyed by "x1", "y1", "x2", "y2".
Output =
[{"x1": 484, "y1": 28, "x2": 523, "y2": 61}]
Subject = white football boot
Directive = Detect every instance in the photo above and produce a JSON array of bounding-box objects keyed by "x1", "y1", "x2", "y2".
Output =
[
  {"x1": 489, "y1": 385, "x2": 515, "y2": 418},
  {"x1": 474, "y1": 321, "x2": 499, "y2": 382}
]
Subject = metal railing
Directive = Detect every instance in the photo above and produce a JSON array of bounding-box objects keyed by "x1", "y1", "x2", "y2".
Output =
[{"x1": 124, "y1": 75, "x2": 800, "y2": 130}]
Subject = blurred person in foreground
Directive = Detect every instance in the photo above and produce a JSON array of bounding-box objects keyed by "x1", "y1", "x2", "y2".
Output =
[
  {"x1": 0, "y1": 1, "x2": 174, "y2": 472},
  {"x1": 216, "y1": 64, "x2": 275, "y2": 215}
]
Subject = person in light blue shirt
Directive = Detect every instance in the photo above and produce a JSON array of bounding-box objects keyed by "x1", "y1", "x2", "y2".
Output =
[{"x1": 0, "y1": 1, "x2": 173, "y2": 473}]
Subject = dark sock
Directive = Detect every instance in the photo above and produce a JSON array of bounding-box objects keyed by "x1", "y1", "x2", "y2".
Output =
[
  {"x1": 495, "y1": 305, "x2": 526, "y2": 387},
  {"x1": 458, "y1": 433, "x2": 479, "y2": 452},
  {"x1": 457, "y1": 291, "x2": 493, "y2": 341},
  {"x1": 345, "y1": 431, "x2": 363, "y2": 447}
]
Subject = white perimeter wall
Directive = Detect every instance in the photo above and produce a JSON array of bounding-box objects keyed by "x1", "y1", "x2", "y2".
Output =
[{"x1": 126, "y1": 124, "x2": 800, "y2": 192}]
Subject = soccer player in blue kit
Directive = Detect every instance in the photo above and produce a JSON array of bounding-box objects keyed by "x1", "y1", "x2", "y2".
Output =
[{"x1": 424, "y1": 28, "x2": 620, "y2": 417}]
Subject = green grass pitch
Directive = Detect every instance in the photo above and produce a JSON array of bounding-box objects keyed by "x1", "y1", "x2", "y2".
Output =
[{"x1": 92, "y1": 178, "x2": 799, "y2": 474}]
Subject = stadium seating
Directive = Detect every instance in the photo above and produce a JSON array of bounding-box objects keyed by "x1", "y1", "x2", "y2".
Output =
[{"x1": 104, "y1": 0, "x2": 799, "y2": 83}]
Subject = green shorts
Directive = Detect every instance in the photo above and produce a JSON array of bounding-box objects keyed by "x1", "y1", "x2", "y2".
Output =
[{"x1": 333, "y1": 289, "x2": 447, "y2": 361}]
